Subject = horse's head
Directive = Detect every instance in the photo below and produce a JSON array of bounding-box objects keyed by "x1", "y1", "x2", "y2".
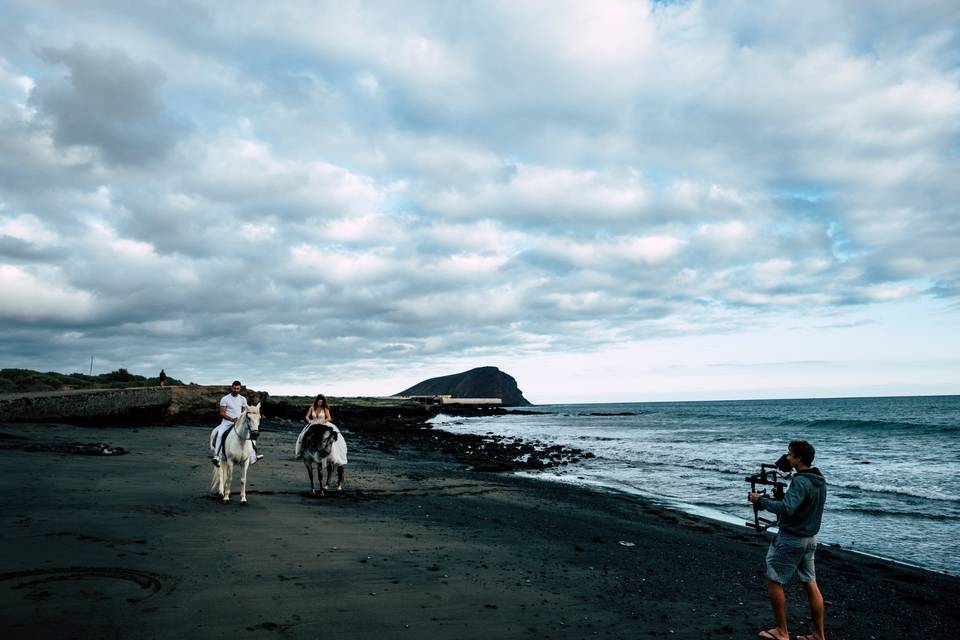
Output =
[
  {"x1": 245, "y1": 403, "x2": 262, "y2": 440},
  {"x1": 318, "y1": 426, "x2": 338, "y2": 453}
]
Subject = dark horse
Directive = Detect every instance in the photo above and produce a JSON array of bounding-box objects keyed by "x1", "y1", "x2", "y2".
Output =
[{"x1": 301, "y1": 424, "x2": 343, "y2": 495}]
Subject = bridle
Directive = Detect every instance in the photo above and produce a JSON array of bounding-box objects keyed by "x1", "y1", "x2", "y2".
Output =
[{"x1": 234, "y1": 410, "x2": 260, "y2": 441}]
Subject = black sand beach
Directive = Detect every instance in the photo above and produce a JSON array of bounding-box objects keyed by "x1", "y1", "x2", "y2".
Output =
[{"x1": 2, "y1": 420, "x2": 958, "y2": 639}]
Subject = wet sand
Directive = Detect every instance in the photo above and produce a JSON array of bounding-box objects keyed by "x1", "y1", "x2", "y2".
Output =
[{"x1": 1, "y1": 421, "x2": 958, "y2": 639}]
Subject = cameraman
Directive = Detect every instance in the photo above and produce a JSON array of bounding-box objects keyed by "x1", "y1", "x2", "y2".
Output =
[{"x1": 748, "y1": 440, "x2": 827, "y2": 640}]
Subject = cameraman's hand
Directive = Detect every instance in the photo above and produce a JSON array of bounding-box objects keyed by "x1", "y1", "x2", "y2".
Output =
[{"x1": 747, "y1": 492, "x2": 762, "y2": 504}]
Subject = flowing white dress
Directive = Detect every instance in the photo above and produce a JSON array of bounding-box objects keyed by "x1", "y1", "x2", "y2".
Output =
[{"x1": 296, "y1": 409, "x2": 348, "y2": 466}]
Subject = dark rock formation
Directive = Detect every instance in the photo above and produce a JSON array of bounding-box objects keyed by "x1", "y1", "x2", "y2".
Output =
[
  {"x1": 0, "y1": 385, "x2": 268, "y2": 427},
  {"x1": 395, "y1": 366, "x2": 532, "y2": 406}
]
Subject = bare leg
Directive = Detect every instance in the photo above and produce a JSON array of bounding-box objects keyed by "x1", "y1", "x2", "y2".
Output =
[
  {"x1": 762, "y1": 579, "x2": 789, "y2": 640},
  {"x1": 337, "y1": 465, "x2": 345, "y2": 490},
  {"x1": 801, "y1": 581, "x2": 825, "y2": 640}
]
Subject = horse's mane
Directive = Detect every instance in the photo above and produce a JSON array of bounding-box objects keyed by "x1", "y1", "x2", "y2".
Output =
[{"x1": 303, "y1": 423, "x2": 336, "y2": 454}]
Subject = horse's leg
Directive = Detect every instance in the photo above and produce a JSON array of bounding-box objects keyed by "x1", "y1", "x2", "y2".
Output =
[
  {"x1": 222, "y1": 461, "x2": 232, "y2": 503},
  {"x1": 319, "y1": 458, "x2": 329, "y2": 495},
  {"x1": 304, "y1": 459, "x2": 316, "y2": 495},
  {"x1": 337, "y1": 465, "x2": 345, "y2": 491},
  {"x1": 240, "y1": 458, "x2": 249, "y2": 504}
]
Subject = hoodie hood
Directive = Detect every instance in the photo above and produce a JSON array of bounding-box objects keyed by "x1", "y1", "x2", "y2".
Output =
[{"x1": 795, "y1": 467, "x2": 826, "y2": 490}]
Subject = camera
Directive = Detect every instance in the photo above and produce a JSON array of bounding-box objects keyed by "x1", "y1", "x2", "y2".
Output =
[{"x1": 745, "y1": 455, "x2": 791, "y2": 531}]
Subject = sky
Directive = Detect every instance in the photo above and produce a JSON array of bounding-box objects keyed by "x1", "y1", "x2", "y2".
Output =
[{"x1": 0, "y1": 1, "x2": 958, "y2": 403}]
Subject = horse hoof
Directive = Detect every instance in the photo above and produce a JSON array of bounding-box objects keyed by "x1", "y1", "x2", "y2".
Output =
[
  {"x1": 240, "y1": 500, "x2": 248, "y2": 505},
  {"x1": 222, "y1": 498, "x2": 230, "y2": 504}
]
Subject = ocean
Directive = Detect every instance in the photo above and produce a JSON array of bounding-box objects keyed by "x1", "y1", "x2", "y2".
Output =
[{"x1": 429, "y1": 395, "x2": 960, "y2": 576}]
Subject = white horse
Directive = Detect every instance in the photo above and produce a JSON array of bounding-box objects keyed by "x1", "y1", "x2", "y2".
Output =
[{"x1": 209, "y1": 403, "x2": 261, "y2": 504}]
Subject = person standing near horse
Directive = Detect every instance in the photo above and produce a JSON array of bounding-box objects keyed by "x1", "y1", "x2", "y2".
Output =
[
  {"x1": 211, "y1": 380, "x2": 262, "y2": 466},
  {"x1": 295, "y1": 393, "x2": 347, "y2": 485},
  {"x1": 158, "y1": 369, "x2": 167, "y2": 387}
]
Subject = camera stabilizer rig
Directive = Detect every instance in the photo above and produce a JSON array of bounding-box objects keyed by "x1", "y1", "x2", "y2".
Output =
[{"x1": 745, "y1": 455, "x2": 790, "y2": 531}]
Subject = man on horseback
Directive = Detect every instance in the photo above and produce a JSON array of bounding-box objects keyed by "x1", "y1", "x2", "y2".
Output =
[{"x1": 211, "y1": 381, "x2": 263, "y2": 466}]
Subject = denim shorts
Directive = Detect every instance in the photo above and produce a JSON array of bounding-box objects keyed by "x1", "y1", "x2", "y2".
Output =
[{"x1": 765, "y1": 531, "x2": 817, "y2": 584}]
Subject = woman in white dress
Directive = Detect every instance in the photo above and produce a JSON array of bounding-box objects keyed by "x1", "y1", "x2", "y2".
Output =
[{"x1": 295, "y1": 394, "x2": 348, "y2": 486}]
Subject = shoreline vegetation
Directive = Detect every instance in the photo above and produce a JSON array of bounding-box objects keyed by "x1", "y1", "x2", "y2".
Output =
[
  {"x1": 1, "y1": 382, "x2": 958, "y2": 637},
  {"x1": 0, "y1": 367, "x2": 186, "y2": 393}
]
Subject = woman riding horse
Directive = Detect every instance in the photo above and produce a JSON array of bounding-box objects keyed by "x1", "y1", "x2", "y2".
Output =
[{"x1": 296, "y1": 394, "x2": 347, "y2": 491}]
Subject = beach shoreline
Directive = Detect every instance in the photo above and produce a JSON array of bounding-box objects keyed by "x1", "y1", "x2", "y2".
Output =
[{"x1": 2, "y1": 420, "x2": 958, "y2": 639}]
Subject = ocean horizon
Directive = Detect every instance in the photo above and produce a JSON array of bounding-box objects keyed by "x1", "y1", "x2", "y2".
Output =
[{"x1": 430, "y1": 394, "x2": 960, "y2": 576}]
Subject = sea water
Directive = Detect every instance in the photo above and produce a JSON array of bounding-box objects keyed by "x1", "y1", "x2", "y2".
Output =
[{"x1": 429, "y1": 395, "x2": 960, "y2": 576}]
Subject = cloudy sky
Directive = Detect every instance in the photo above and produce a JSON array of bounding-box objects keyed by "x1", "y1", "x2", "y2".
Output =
[{"x1": 1, "y1": 1, "x2": 958, "y2": 403}]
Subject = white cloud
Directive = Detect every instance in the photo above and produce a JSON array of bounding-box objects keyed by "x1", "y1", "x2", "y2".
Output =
[
  {"x1": 0, "y1": 213, "x2": 59, "y2": 246},
  {"x1": 426, "y1": 165, "x2": 651, "y2": 222},
  {"x1": 862, "y1": 283, "x2": 916, "y2": 302},
  {"x1": 320, "y1": 213, "x2": 408, "y2": 245},
  {"x1": 182, "y1": 133, "x2": 386, "y2": 220},
  {"x1": 0, "y1": 265, "x2": 98, "y2": 321},
  {"x1": 0, "y1": 57, "x2": 34, "y2": 102}
]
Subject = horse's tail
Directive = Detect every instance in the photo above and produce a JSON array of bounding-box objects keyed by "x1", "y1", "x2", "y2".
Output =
[
  {"x1": 209, "y1": 427, "x2": 217, "y2": 451},
  {"x1": 210, "y1": 465, "x2": 221, "y2": 493}
]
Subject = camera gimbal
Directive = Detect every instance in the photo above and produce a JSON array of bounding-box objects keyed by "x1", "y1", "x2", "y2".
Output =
[{"x1": 745, "y1": 455, "x2": 791, "y2": 531}]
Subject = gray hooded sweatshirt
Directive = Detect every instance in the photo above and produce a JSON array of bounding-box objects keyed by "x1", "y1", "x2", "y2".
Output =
[{"x1": 759, "y1": 468, "x2": 827, "y2": 537}]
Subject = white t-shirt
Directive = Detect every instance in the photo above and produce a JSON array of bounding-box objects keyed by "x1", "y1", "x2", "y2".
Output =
[{"x1": 219, "y1": 393, "x2": 248, "y2": 428}]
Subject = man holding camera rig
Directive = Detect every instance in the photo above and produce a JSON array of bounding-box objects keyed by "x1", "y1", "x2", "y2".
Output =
[{"x1": 748, "y1": 440, "x2": 827, "y2": 640}]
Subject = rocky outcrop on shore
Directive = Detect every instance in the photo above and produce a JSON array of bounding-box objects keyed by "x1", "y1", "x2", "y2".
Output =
[
  {"x1": 264, "y1": 395, "x2": 585, "y2": 472},
  {"x1": 395, "y1": 366, "x2": 532, "y2": 406},
  {"x1": 0, "y1": 387, "x2": 579, "y2": 473}
]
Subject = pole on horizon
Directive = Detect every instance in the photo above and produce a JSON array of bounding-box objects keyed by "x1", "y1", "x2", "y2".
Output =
[{"x1": 90, "y1": 356, "x2": 93, "y2": 376}]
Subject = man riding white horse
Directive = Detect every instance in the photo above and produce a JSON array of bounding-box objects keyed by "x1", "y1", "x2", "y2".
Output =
[{"x1": 211, "y1": 380, "x2": 263, "y2": 466}]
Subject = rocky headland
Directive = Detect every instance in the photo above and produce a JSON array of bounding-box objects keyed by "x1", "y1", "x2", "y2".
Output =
[{"x1": 395, "y1": 365, "x2": 532, "y2": 406}]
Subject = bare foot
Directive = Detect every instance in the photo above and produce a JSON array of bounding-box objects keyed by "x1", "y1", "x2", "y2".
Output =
[{"x1": 758, "y1": 630, "x2": 788, "y2": 640}]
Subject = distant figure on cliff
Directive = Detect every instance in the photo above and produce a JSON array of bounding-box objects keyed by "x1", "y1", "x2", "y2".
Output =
[
  {"x1": 158, "y1": 370, "x2": 167, "y2": 387},
  {"x1": 211, "y1": 380, "x2": 262, "y2": 467},
  {"x1": 748, "y1": 440, "x2": 827, "y2": 640},
  {"x1": 296, "y1": 394, "x2": 347, "y2": 486}
]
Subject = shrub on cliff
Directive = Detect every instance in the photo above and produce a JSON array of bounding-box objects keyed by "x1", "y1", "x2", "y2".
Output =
[{"x1": 0, "y1": 368, "x2": 187, "y2": 393}]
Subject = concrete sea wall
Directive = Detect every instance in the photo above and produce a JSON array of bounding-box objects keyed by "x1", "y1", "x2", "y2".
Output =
[{"x1": 0, "y1": 386, "x2": 237, "y2": 426}]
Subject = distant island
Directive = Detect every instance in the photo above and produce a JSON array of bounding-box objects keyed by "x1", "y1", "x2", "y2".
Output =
[{"x1": 396, "y1": 366, "x2": 532, "y2": 406}]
